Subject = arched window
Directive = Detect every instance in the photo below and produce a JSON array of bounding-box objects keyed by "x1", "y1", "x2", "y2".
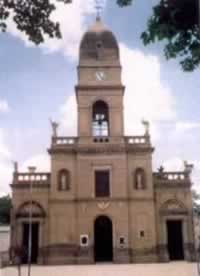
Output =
[
  {"x1": 58, "y1": 169, "x2": 70, "y2": 191},
  {"x1": 134, "y1": 168, "x2": 146, "y2": 190},
  {"x1": 92, "y1": 101, "x2": 109, "y2": 137}
]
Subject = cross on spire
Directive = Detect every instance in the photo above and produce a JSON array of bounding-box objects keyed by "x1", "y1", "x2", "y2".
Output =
[{"x1": 95, "y1": 0, "x2": 104, "y2": 20}]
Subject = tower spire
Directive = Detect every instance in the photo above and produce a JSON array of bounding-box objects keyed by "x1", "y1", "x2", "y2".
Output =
[{"x1": 95, "y1": 0, "x2": 104, "y2": 21}]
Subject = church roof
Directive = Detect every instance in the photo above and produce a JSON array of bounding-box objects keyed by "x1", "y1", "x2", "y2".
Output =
[{"x1": 79, "y1": 18, "x2": 119, "y2": 62}]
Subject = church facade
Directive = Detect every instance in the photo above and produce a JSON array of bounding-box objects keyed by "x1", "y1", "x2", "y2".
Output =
[{"x1": 10, "y1": 19, "x2": 195, "y2": 265}]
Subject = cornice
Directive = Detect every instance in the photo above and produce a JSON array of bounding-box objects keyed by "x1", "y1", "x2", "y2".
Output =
[
  {"x1": 49, "y1": 197, "x2": 154, "y2": 204},
  {"x1": 154, "y1": 182, "x2": 191, "y2": 189},
  {"x1": 11, "y1": 183, "x2": 50, "y2": 189},
  {"x1": 48, "y1": 144, "x2": 154, "y2": 155},
  {"x1": 78, "y1": 65, "x2": 122, "y2": 69},
  {"x1": 75, "y1": 84, "x2": 125, "y2": 91}
]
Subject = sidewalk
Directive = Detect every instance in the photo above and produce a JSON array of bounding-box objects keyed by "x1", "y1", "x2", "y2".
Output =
[{"x1": 0, "y1": 262, "x2": 197, "y2": 276}]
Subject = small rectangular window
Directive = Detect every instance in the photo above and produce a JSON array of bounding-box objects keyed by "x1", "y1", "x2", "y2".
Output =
[
  {"x1": 119, "y1": 237, "x2": 125, "y2": 245},
  {"x1": 140, "y1": 230, "x2": 145, "y2": 238},
  {"x1": 95, "y1": 170, "x2": 110, "y2": 197}
]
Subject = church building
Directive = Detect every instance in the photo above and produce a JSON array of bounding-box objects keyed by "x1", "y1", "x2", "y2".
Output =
[{"x1": 10, "y1": 18, "x2": 195, "y2": 264}]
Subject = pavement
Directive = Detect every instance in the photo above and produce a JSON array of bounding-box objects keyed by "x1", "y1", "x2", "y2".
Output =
[{"x1": 0, "y1": 262, "x2": 197, "y2": 276}]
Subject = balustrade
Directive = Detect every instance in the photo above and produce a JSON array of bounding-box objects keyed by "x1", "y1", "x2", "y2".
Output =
[
  {"x1": 14, "y1": 173, "x2": 50, "y2": 184},
  {"x1": 154, "y1": 171, "x2": 189, "y2": 181},
  {"x1": 52, "y1": 137, "x2": 77, "y2": 146},
  {"x1": 125, "y1": 136, "x2": 150, "y2": 145}
]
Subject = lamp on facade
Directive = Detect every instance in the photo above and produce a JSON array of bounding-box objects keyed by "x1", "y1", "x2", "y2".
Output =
[{"x1": 27, "y1": 166, "x2": 36, "y2": 276}]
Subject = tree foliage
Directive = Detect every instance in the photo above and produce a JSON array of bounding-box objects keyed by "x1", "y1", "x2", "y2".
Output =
[
  {"x1": 193, "y1": 190, "x2": 200, "y2": 214},
  {"x1": 118, "y1": 0, "x2": 200, "y2": 71},
  {"x1": 0, "y1": 195, "x2": 12, "y2": 225},
  {"x1": 0, "y1": 0, "x2": 71, "y2": 44}
]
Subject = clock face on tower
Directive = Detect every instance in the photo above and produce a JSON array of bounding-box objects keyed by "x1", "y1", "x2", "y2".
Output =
[{"x1": 95, "y1": 70, "x2": 106, "y2": 81}]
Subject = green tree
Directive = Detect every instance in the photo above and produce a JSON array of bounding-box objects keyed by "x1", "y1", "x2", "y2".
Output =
[
  {"x1": 0, "y1": 195, "x2": 12, "y2": 225},
  {"x1": 193, "y1": 190, "x2": 200, "y2": 214},
  {"x1": 118, "y1": 0, "x2": 200, "y2": 71},
  {"x1": 0, "y1": 0, "x2": 72, "y2": 44}
]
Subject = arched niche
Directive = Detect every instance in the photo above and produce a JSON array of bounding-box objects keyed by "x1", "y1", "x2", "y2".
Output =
[{"x1": 92, "y1": 100, "x2": 109, "y2": 137}]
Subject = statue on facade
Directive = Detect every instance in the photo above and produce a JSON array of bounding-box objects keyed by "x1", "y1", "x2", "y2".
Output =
[
  {"x1": 136, "y1": 171, "x2": 143, "y2": 189},
  {"x1": 50, "y1": 119, "x2": 59, "y2": 137},
  {"x1": 142, "y1": 119, "x2": 150, "y2": 136},
  {"x1": 157, "y1": 165, "x2": 165, "y2": 179}
]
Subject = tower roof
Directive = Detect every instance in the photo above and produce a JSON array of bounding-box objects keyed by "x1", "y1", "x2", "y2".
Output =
[{"x1": 79, "y1": 18, "x2": 119, "y2": 64}]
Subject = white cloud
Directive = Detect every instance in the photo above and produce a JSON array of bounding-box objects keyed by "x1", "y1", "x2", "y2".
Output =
[
  {"x1": 59, "y1": 95, "x2": 78, "y2": 136},
  {"x1": 163, "y1": 157, "x2": 200, "y2": 192},
  {"x1": 175, "y1": 121, "x2": 200, "y2": 133},
  {"x1": 21, "y1": 154, "x2": 50, "y2": 172},
  {"x1": 0, "y1": 99, "x2": 10, "y2": 113},
  {"x1": 163, "y1": 157, "x2": 184, "y2": 171},
  {"x1": 0, "y1": 129, "x2": 12, "y2": 196},
  {"x1": 0, "y1": 127, "x2": 50, "y2": 196},
  {"x1": 0, "y1": 162, "x2": 12, "y2": 196},
  {"x1": 0, "y1": 129, "x2": 12, "y2": 162},
  {"x1": 120, "y1": 44, "x2": 176, "y2": 138},
  {"x1": 6, "y1": 0, "x2": 97, "y2": 60}
]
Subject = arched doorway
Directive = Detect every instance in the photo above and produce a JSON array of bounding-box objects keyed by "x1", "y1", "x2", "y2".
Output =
[
  {"x1": 16, "y1": 201, "x2": 45, "y2": 264},
  {"x1": 167, "y1": 220, "x2": 184, "y2": 260},
  {"x1": 94, "y1": 216, "x2": 113, "y2": 262}
]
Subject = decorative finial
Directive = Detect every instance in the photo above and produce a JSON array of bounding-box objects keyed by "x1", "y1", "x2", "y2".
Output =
[
  {"x1": 95, "y1": 0, "x2": 104, "y2": 21},
  {"x1": 13, "y1": 161, "x2": 18, "y2": 173},
  {"x1": 50, "y1": 118, "x2": 59, "y2": 137},
  {"x1": 158, "y1": 166, "x2": 164, "y2": 174},
  {"x1": 28, "y1": 166, "x2": 36, "y2": 174},
  {"x1": 184, "y1": 161, "x2": 194, "y2": 175}
]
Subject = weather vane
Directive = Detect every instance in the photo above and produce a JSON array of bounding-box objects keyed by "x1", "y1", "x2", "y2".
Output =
[{"x1": 95, "y1": 0, "x2": 104, "y2": 20}]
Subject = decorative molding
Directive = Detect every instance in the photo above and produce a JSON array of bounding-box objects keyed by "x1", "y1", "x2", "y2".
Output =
[
  {"x1": 11, "y1": 183, "x2": 50, "y2": 189},
  {"x1": 49, "y1": 145, "x2": 154, "y2": 155},
  {"x1": 15, "y1": 201, "x2": 46, "y2": 218},
  {"x1": 159, "y1": 199, "x2": 188, "y2": 216},
  {"x1": 49, "y1": 197, "x2": 154, "y2": 204},
  {"x1": 97, "y1": 201, "x2": 110, "y2": 210},
  {"x1": 75, "y1": 84, "x2": 125, "y2": 91},
  {"x1": 155, "y1": 182, "x2": 191, "y2": 189}
]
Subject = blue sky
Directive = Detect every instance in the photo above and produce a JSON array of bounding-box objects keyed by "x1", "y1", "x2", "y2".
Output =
[{"x1": 0, "y1": 0, "x2": 200, "y2": 195}]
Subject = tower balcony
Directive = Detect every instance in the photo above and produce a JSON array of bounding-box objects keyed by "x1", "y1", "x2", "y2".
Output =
[
  {"x1": 125, "y1": 135, "x2": 151, "y2": 145},
  {"x1": 49, "y1": 135, "x2": 153, "y2": 154},
  {"x1": 49, "y1": 136, "x2": 78, "y2": 154},
  {"x1": 153, "y1": 171, "x2": 191, "y2": 188},
  {"x1": 124, "y1": 135, "x2": 153, "y2": 153},
  {"x1": 52, "y1": 136, "x2": 78, "y2": 146},
  {"x1": 11, "y1": 172, "x2": 51, "y2": 188}
]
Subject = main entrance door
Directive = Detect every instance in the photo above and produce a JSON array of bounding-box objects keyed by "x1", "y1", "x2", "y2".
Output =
[
  {"x1": 167, "y1": 220, "x2": 184, "y2": 261},
  {"x1": 94, "y1": 216, "x2": 113, "y2": 262},
  {"x1": 22, "y1": 222, "x2": 39, "y2": 264}
]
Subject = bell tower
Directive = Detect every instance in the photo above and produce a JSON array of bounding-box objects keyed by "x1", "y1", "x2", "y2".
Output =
[{"x1": 76, "y1": 18, "x2": 125, "y2": 143}]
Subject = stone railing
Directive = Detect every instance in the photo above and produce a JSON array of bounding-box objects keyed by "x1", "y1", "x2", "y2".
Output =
[
  {"x1": 93, "y1": 137, "x2": 110, "y2": 143},
  {"x1": 125, "y1": 136, "x2": 150, "y2": 146},
  {"x1": 13, "y1": 173, "x2": 51, "y2": 185},
  {"x1": 154, "y1": 171, "x2": 189, "y2": 182},
  {"x1": 52, "y1": 137, "x2": 78, "y2": 146}
]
